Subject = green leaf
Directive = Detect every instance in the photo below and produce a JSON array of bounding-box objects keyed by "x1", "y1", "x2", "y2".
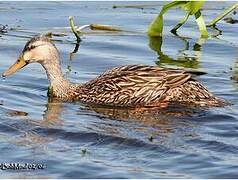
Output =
[
  {"x1": 207, "y1": 2, "x2": 238, "y2": 27},
  {"x1": 147, "y1": 1, "x2": 187, "y2": 37},
  {"x1": 195, "y1": 10, "x2": 208, "y2": 38},
  {"x1": 147, "y1": 1, "x2": 207, "y2": 37},
  {"x1": 181, "y1": 1, "x2": 205, "y2": 15}
]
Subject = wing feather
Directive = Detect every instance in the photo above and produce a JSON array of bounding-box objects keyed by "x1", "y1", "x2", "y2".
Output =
[{"x1": 80, "y1": 65, "x2": 192, "y2": 106}]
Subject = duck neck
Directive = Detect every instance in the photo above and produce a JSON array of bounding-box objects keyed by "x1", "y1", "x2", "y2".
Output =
[{"x1": 41, "y1": 60, "x2": 71, "y2": 98}]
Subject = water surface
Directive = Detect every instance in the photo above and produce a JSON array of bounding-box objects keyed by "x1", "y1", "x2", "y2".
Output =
[{"x1": 0, "y1": 1, "x2": 238, "y2": 178}]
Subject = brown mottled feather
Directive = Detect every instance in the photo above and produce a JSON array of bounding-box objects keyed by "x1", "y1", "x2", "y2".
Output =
[{"x1": 66, "y1": 65, "x2": 226, "y2": 107}]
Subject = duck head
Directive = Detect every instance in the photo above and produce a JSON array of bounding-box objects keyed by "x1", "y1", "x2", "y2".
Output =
[{"x1": 2, "y1": 36, "x2": 60, "y2": 77}]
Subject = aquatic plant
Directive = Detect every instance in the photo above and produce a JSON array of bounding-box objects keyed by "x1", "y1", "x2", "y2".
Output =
[
  {"x1": 207, "y1": 3, "x2": 238, "y2": 27},
  {"x1": 147, "y1": 1, "x2": 238, "y2": 38},
  {"x1": 69, "y1": 16, "x2": 82, "y2": 41},
  {"x1": 68, "y1": 16, "x2": 124, "y2": 59},
  {"x1": 69, "y1": 16, "x2": 123, "y2": 39},
  {"x1": 147, "y1": 1, "x2": 207, "y2": 37}
]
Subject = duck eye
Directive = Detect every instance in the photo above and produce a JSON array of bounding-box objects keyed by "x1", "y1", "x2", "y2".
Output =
[
  {"x1": 29, "y1": 45, "x2": 36, "y2": 50},
  {"x1": 25, "y1": 45, "x2": 36, "y2": 52}
]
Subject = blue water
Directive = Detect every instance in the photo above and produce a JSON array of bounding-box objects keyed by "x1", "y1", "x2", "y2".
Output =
[{"x1": 0, "y1": 1, "x2": 238, "y2": 178}]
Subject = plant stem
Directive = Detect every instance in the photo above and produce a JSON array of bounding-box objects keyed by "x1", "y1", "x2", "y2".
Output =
[
  {"x1": 69, "y1": 16, "x2": 81, "y2": 41},
  {"x1": 207, "y1": 2, "x2": 238, "y2": 27},
  {"x1": 171, "y1": 12, "x2": 190, "y2": 34},
  {"x1": 195, "y1": 10, "x2": 208, "y2": 38}
]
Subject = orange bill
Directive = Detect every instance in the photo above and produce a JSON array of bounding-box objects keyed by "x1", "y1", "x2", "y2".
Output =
[{"x1": 2, "y1": 56, "x2": 27, "y2": 77}]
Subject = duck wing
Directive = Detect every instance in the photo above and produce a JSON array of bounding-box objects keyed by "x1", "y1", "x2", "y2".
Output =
[{"x1": 80, "y1": 65, "x2": 192, "y2": 107}]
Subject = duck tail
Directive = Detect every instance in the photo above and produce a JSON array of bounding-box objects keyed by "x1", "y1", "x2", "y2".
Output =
[{"x1": 203, "y1": 97, "x2": 231, "y2": 107}]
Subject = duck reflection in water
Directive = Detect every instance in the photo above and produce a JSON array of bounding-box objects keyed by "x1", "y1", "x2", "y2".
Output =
[
  {"x1": 4, "y1": 95, "x2": 201, "y2": 149},
  {"x1": 4, "y1": 100, "x2": 64, "y2": 147}
]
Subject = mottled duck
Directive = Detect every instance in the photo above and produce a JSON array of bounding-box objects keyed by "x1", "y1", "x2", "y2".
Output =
[{"x1": 2, "y1": 36, "x2": 227, "y2": 108}]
